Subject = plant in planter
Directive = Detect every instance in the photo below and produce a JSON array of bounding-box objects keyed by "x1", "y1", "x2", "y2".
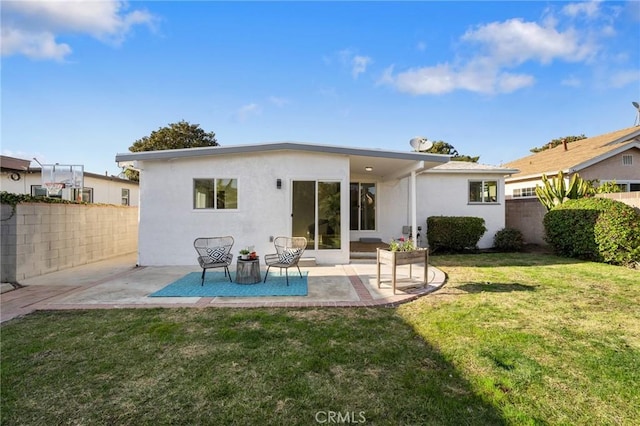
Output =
[
  {"x1": 239, "y1": 248, "x2": 251, "y2": 259},
  {"x1": 377, "y1": 237, "x2": 428, "y2": 294},
  {"x1": 388, "y1": 237, "x2": 415, "y2": 252}
]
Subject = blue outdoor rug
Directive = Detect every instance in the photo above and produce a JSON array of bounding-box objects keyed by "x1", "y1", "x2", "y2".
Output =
[{"x1": 150, "y1": 271, "x2": 308, "y2": 297}]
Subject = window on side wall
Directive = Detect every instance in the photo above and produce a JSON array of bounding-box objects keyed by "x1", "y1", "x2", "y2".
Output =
[
  {"x1": 513, "y1": 187, "x2": 536, "y2": 198},
  {"x1": 469, "y1": 180, "x2": 498, "y2": 203},
  {"x1": 194, "y1": 178, "x2": 238, "y2": 209},
  {"x1": 72, "y1": 187, "x2": 93, "y2": 203},
  {"x1": 121, "y1": 188, "x2": 130, "y2": 206}
]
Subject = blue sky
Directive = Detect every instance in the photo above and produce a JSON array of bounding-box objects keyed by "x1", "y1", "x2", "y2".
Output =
[{"x1": 2, "y1": 1, "x2": 639, "y2": 176}]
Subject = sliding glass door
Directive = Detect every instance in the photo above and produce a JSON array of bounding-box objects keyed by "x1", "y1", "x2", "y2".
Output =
[{"x1": 292, "y1": 180, "x2": 341, "y2": 250}]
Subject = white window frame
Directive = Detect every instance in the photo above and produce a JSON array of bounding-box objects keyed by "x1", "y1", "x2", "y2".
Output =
[
  {"x1": 193, "y1": 178, "x2": 238, "y2": 210},
  {"x1": 121, "y1": 188, "x2": 130, "y2": 206},
  {"x1": 468, "y1": 179, "x2": 499, "y2": 204},
  {"x1": 512, "y1": 187, "x2": 536, "y2": 198}
]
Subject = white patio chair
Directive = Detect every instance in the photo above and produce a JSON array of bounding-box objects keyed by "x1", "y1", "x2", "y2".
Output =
[
  {"x1": 263, "y1": 236, "x2": 307, "y2": 286},
  {"x1": 194, "y1": 236, "x2": 234, "y2": 285}
]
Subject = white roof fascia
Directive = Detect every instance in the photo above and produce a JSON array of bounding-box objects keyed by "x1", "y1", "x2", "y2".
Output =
[
  {"x1": 602, "y1": 129, "x2": 640, "y2": 146},
  {"x1": 424, "y1": 168, "x2": 519, "y2": 175},
  {"x1": 115, "y1": 142, "x2": 448, "y2": 164},
  {"x1": 506, "y1": 169, "x2": 570, "y2": 183},
  {"x1": 567, "y1": 141, "x2": 640, "y2": 173}
]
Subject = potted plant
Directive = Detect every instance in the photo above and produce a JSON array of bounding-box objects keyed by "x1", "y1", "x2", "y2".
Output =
[{"x1": 239, "y1": 248, "x2": 250, "y2": 260}]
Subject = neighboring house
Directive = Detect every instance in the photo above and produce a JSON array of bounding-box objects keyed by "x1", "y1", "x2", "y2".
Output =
[
  {"x1": 504, "y1": 126, "x2": 640, "y2": 197},
  {"x1": 502, "y1": 126, "x2": 640, "y2": 246},
  {"x1": 116, "y1": 142, "x2": 517, "y2": 266},
  {"x1": 0, "y1": 155, "x2": 139, "y2": 206}
]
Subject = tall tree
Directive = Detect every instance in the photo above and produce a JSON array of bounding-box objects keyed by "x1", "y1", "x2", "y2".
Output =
[
  {"x1": 421, "y1": 140, "x2": 479, "y2": 162},
  {"x1": 530, "y1": 134, "x2": 587, "y2": 153},
  {"x1": 129, "y1": 120, "x2": 218, "y2": 152},
  {"x1": 124, "y1": 120, "x2": 219, "y2": 181}
]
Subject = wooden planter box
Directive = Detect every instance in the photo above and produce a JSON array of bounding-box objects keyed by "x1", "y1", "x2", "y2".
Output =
[{"x1": 376, "y1": 248, "x2": 429, "y2": 295}]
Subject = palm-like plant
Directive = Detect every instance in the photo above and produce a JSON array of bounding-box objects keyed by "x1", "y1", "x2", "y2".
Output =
[{"x1": 535, "y1": 171, "x2": 593, "y2": 211}]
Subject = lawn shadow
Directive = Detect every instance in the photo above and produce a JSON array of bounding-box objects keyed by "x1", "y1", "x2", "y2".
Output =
[{"x1": 458, "y1": 282, "x2": 538, "y2": 293}]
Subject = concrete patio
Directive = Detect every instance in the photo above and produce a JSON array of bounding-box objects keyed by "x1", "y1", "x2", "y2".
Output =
[{"x1": 1, "y1": 252, "x2": 446, "y2": 324}]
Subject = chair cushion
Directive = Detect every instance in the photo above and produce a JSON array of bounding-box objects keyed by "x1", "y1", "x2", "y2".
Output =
[
  {"x1": 206, "y1": 247, "x2": 227, "y2": 263},
  {"x1": 278, "y1": 248, "x2": 300, "y2": 265}
]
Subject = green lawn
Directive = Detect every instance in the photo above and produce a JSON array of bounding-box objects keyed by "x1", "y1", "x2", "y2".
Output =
[{"x1": 2, "y1": 253, "x2": 638, "y2": 425}]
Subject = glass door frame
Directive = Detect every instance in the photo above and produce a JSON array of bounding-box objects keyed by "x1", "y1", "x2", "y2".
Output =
[{"x1": 291, "y1": 179, "x2": 341, "y2": 251}]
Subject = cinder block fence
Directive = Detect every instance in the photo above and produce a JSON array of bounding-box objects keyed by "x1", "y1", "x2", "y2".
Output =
[{"x1": 1, "y1": 203, "x2": 138, "y2": 283}]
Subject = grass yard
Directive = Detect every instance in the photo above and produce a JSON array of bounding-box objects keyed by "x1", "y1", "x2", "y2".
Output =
[{"x1": 1, "y1": 253, "x2": 639, "y2": 425}]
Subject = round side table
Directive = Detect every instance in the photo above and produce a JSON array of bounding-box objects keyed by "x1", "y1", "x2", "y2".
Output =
[{"x1": 236, "y1": 257, "x2": 261, "y2": 284}]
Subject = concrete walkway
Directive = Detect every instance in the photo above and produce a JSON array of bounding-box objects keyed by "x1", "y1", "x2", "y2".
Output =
[{"x1": 1, "y1": 253, "x2": 446, "y2": 323}]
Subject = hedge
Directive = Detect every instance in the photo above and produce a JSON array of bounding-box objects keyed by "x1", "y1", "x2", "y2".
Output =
[
  {"x1": 543, "y1": 197, "x2": 640, "y2": 267},
  {"x1": 427, "y1": 216, "x2": 486, "y2": 253}
]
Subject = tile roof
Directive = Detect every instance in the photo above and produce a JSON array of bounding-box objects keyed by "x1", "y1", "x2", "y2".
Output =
[{"x1": 504, "y1": 126, "x2": 640, "y2": 179}]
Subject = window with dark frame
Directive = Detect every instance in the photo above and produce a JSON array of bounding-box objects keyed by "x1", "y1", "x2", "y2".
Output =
[{"x1": 349, "y1": 182, "x2": 376, "y2": 231}]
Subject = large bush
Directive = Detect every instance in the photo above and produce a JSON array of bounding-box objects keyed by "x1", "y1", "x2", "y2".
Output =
[
  {"x1": 543, "y1": 197, "x2": 640, "y2": 267},
  {"x1": 427, "y1": 216, "x2": 486, "y2": 253}
]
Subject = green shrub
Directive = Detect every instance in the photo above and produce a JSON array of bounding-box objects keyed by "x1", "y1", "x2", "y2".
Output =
[
  {"x1": 544, "y1": 197, "x2": 640, "y2": 267},
  {"x1": 427, "y1": 216, "x2": 487, "y2": 253},
  {"x1": 493, "y1": 228, "x2": 524, "y2": 252}
]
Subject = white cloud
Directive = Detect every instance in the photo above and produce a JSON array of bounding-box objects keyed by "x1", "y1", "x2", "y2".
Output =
[
  {"x1": 607, "y1": 69, "x2": 640, "y2": 88},
  {"x1": 462, "y1": 18, "x2": 596, "y2": 65},
  {"x1": 1, "y1": 0, "x2": 156, "y2": 61},
  {"x1": 1, "y1": 27, "x2": 71, "y2": 61},
  {"x1": 269, "y1": 96, "x2": 289, "y2": 107},
  {"x1": 351, "y1": 55, "x2": 372, "y2": 78},
  {"x1": 233, "y1": 103, "x2": 262, "y2": 122},
  {"x1": 334, "y1": 49, "x2": 372, "y2": 79},
  {"x1": 380, "y1": 14, "x2": 603, "y2": 95},
  {"x1": 561, "y1": 75, "x2": 582, "y2": 87},
  {"x1": 381, "y1": 61, "x2": 534, "y2": 95},
  {"x1": 562, "y1": 1, "x2": 601, "y2": 19}
]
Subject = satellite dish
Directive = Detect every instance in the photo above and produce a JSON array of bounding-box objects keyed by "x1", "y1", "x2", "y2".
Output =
[
  {"x1": 633, "y1": 101, "x2": 640, "y2": 109},
  {"x1": 633, "y1": 101, "x2": 640, "y2": 126},
  {"x1": 410, "y1": 136, "x2": 433, "y2": 152}
]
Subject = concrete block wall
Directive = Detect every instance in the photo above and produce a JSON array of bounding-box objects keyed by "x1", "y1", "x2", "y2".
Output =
[
  {"x1": 597, "y1": 192, "x2": 640, "y2": 210},
  {"x1": 506, "y1": 192, "x2": 640, "y2": 247},
  {"x1": 1, "y1": 203, "x2": 138, "y2": 283},
  {"x1": 505, "y1": 198, "x2": 547, "y2": 246}
]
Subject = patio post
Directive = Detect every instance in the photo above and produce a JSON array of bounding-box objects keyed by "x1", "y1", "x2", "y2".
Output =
[{"x1": 410, "y1": 170, "x2": 418, "y2": 245}]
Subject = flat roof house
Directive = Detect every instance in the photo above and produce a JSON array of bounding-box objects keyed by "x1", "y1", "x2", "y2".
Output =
[
  {"x1": 1, "y1": 155, "x2": 139, "y2": 206},
  {"x1": 116, "y1": 142, "x2": 517, "y2": 266}
]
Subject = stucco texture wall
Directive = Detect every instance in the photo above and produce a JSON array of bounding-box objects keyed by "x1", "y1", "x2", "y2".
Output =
[
  {"x1": 418, "y1": 173, "x2": 508, "y2": 249},
  {"x1": 136, "y1": 151, "x2": 350, "y2": 266},
  {"x1": 1, "y1": 203, "x2": 138, "y2": 282}
]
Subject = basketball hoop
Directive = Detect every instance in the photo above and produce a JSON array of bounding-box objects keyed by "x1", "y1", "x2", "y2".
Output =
[{"x1": 43, "y1": 182, "x2": 64, "y2": 196}]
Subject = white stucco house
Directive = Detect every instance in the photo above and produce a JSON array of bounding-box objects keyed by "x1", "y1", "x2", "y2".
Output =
[
  {"x1": 116, "y1": 142, "x2": 517, "y2": 266},
  {"x1": 1, "y1": 155, "x2": 139, "y2": 206}
]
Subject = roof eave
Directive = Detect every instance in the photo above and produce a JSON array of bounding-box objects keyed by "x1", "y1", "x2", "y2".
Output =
[{"x1": 115, "y1": 142, "x2": 450, "y2": 165}]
